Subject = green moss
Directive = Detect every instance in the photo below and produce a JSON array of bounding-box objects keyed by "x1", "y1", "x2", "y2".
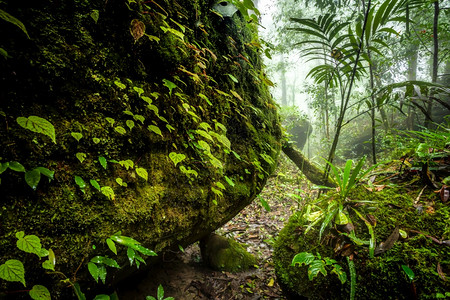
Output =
[{"x1": 274, "y1": 185, "x2": 450, "y2": 299}]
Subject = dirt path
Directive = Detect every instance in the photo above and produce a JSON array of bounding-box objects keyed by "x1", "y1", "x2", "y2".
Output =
[{"x1": 117, "y1": 158, "x2": 306, "y2": 299}]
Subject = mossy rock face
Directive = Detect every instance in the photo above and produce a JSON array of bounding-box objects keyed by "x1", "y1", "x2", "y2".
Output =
[
  {"x1": 273, "y1": 186, "x2": 450, "y2": 299},
  {"x1": 0, "y1": 0, "x2": 281, "y2": 296},
  {"x1": 200, "y1": 233, "x2": 256, "y2": 272}
]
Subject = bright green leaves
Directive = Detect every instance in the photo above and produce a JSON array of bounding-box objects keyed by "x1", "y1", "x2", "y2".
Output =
[
  {"x1": 146, "y1": 284, "x2": 174, "y2": 300},
  {"x1": 101, "y1": 186, "x2": 115, "y2": 200},
  {"x1": 90, "y1": 179, "x2": 101, "y2": 191},
  {"x1": 99, "y1": 156, "x2": 108, "y2": 169},
  {"x1": 0, "y1": 162, "x2": 53, "y2": 190},
  {"x1": 148, "y1": 125, "x2": 162, "y2": 137},
  {"x1": 107, "y1": 233, "x2": 157, "y2": 269},
  {"x1": 169, "y1": 152, "x2": 186, "y2": 167},
  {"x1": 136, "y1": 167, "x2": 148, "y2": 181},
  {"x1": 126, "y1": 120, "x2": 135, "y2": 131},
  {"x1": 75, "y1": 176, "x2": 87, "y2": 193},
  {"x1": 7, "y1": 161, "x2": 25, "y2": 172},
  {"x1": 119, "y1": 160, "x2": 134, "y2": 170},
  {"x1": 71, "y1": 132, "x2": 83, "y2": 142},
  {"x1": 29, "y1": 285, "x2": 51, "y2": 300},
  {"x1": 291, "y1": 252, "x2": 347, "y2": 284},
  {"x1": 25, "y1": 169, "x2": 41, "y2": 190},
  {"x1": 17, "y1": 116, "x2": 56, "y2": 144},
  {"x1": 162, "y1": 79, "x2": 177, "y2": 96},
  {"x1": 76, "y1": 152, "x2": 87, "y2": 163},
  {"x1": 106, "y1": 238, "x2": 117, "y2": 255},
  {"x1": 114, "y1": 126, "x2": 126, "y2": 135},
  {"x1": 16, "y1": 231, "x2": 45, "y2": 258},
  {"x1": 401, "y1": 265, "x2": 415, "y2": 282},
  {"x1": 226, "y1": 74, "x2": 239, "y2": 83},
  {"x1": 0, "y1": 259, "x2": 26, "y2": 287}
]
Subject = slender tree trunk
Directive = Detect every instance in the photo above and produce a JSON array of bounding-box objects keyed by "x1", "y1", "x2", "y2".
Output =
[
  {"x1": 280, "y1": 56, "x2": 288, "y2": 106},
  {"x1": 425, "y1": 0, "x2": 439, "y2": 128},
  {"x1": 368, "y1": 49, "x2": 377, "y2": 164}
]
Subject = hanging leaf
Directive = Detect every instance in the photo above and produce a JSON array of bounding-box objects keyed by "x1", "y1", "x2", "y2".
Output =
[
  {"x1": 226, "y1": 74, "x2": 239, "y2": 83},
  {"x1": 0, "y1": 9, "x2": 30, "y2": 38},
  {"x1": 119, "y1": 160, "x2": 134, "y2": 170},
  {"x1": 106, "y1": 238, "x2": 117, "y2": 255},
  {"x1": 307, "y1": 259, "x2": 327, "y2": 280},
  {"x1": 93, "y1": 137, "x2": 101, "y2": 144},
  {"x1": 101, "y1": 186, "x2": 115, "y2": 200},
  {"x1": 8, "y1": 161, "x2": 25, "y2": 172},
  {"x1": 169, "y1": 152, "x2": 186, "y2": 167},
  {"x1": 17, "y1": 116, "x2": 56, "y2": 144},
  {"x1": 99, "y1": 156, "x2": 107, "y2": 169},
  {"x1": 71, "y1": 132, "x2": 83, "y2": 142},
  {"x1": 162, "y1": 79, "x2": 177, "y2": 96},
  {"x1": 258, "y1": 195, "x2": 270, "y2": 212},
  {"x1": 0, "y1": 259, "x2": 26, "y2": 286},
  {"x1": 148, "y1": 125, "x2": 162, "y2": 137},
  {"x1": 88, "y1": 262, "x2": 99, "y2": 283},
  {"x1": 136, "y1": 167, "x2": 148, "y2": 181},
  {"x1": 126, "y1": 120, "x2": 135, "y2": 131},
  {"x1": 74, "y1": 176, "x2": 86, "y2": 190},
  {"x1": 114, "y1": 126, "x2": 126, "y2": 135},
  {"x1": 130, "y1": 19, "x2": 146, "y2": 42},
  {"x1": 401, "y1": 265, "x2": 415, "y2": 282},
  {"x1": 25, "y1": 169, "x2": 41, "y2": 190},
  {"x1": 90, "y1": 9, "x2": 99, "y2": 23},
  {"x1": 90, "y1": 179, "x2": 101, "y2": 191},
  {"x1": 16, "y1": 232, "x2": 42, "y2": 257},
  {"x1": 29, "y1": 285, "x2": 51, "y2": 300},
  {"x1": 224, "y1": 176, "x2": 235, "y2": 187},
  {"x1": 76, "y1": 152, "x2": 87, "y2": 163},
  {"x1": 291, "y1": 252, "x2": 315, "y2": 267}
]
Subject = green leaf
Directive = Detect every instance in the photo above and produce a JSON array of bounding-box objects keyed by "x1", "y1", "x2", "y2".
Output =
[
  {"x1": 25, "y1": 169, "x2": 41, "y2": 190},
  {"x1": 88, "y1": 262, "x2": 99, "y2": 283},
  {"x1": 116, "y1": 177, "x2": 127, "y2": 187},
  {"x1": 114, "y1": 126, "x2": 126, "y2": 135},
  {"x1": 35, "y1": 167, "x2": 54, "y2": 180},
  {"x1": 74, "y1": 176, "x2": 86, "y2": 189},
  {"x1": 162, "y1": 79, "x2": 177, "y2": 96},
  {"x1": 106, "y1": 238, "x2": 117, "y2": 255},
  {"x1": 126, "y1": 120, "x2": 135, "y2": 131},
  {"x1": 226, "y1": 74, "x2": 238, "y2": 83},
  {"x1": 331, "y1": 264, "x2": 347, "y2": 284},
  {"x1": 17, "y1": 116, "x2": 56, "y2": 144},
  {"x1": 73, "y1": 283, "x2": 86, "y2": 300},
  {"x1": 42, "y1": 260, "x2": 55, "y2": 271},
  {"x1": 127, "y1": 247, "x2": 135, "y2": 266},
  {"x1": 101, "y1": 186, "x2": 115, "y2": 200},
  {"x1": 93, "y1": 295, "x2": 110, "y2": 300},
  {"x1": 148, "y1": 125, "x2": 162, "y2": 137},
  {"x1": 134, "y1": 115, "x2": 145, "y2": 124},
  {"x1": 119, "y1": 160, "x2": 134, "y2": 170},
  {"x1": 195, "y1": 129, "x2": 214, "y2": 142},
  {"x1": 16, "y1": 233, "x2": 42, "y2": 257},
  {"x1": 401, "y1": 265, "x2": 415, "y2": 282},
  {"x1": 48, "y1": 249, "x2": 55, "y2": 267},
  {"x1": 308, "y1": 260, "x2": 327, "y2": 280},
  {"x1": 8, "y1": 161, "x2": 25, "y2": 172},
  {"x1": 258, "y1": 195, "x2": 270, "y2": 212},
  {"x1": 110, "y1": 235, "x2": 140, "y2": 246},
  {"x1": 291, "y1": 252, "x2": 315, "y2": 267},
  {"x1": 224, "y1": 176, "x2": 235, "y2": 187},
  {"x1": 105, "y1": 117, "x2": 115, "y2": 126},
  {"x1": 169, "y1": 152, "x2": 186, "y2": 167},
  {"x1": 29, "y1": 285, "x2": 51, "y2": 300},
  {"x1": 0, "y1": 259, "x2": 26, "y2": 286},
  {"x1": 157, "y1": 284, "x2": 164, "y2": 300},
  {"x1": 319, "y1": 207, "x2": 338, "y2": 240},
  {"x1": 136, "y1": 167, "x2": 148, "y2": 181},
  {"x1": 90, "y1": 256, "x2": 120, "y2": 268},
  {"x1": 133, "y1": 86, "x2": 144, "y2": 96},
  {"x1": 71, "y1": 132, "x2": 83, "y2": 142},
  {"x1": 114, "y1": 80, "x2": 126, "y2": 90},
  {"x1": 76, "y1": 152, "x2": 87, "y2": 163},
  {"x1": 0, "y1": 162, "x2": 9, "y2": 174},
  {"x1": 90, "y1": 9, "x2": 99, "y2": 23},
  {"x1": 99, "y1": 156, "x2": 107, "y2": 169},
  {"x1": 0, "y1": 9, "x2": 30, "y2": 38},
  {"x1": 90, "y1": 179, "x2": 101, "y2": 191},
  {"x1": 130, "y1": 244, "x2": 157, "y2": 257},
  {"x1": 93, "y1": 137, "x2": 101, "y2": 144},
  {"x1": 348, "y1": 257, "x2": 356, "y2": 300}
]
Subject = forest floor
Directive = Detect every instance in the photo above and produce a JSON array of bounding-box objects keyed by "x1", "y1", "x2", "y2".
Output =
[{"x1": 118, "y1": 156, "x2": 309, "y2": 300}]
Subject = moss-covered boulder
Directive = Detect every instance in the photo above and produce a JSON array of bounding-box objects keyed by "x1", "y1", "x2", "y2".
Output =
[
  {"x1": 200, "y1": 233, "x2": 256, "y2": 272},
  {"x1": 273, "y1": 186, "x2": 450, "y2": 299},
  {"x1": 0, "y1": 0, "x2": 281, "y2": 296}
]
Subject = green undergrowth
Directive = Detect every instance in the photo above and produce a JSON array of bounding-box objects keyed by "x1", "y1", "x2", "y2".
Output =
[{"x1": 274, "y1": 182, "x2": 450, "y2": 299}]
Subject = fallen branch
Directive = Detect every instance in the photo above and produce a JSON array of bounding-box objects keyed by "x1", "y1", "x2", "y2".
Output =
[{"x1": 282, "y1": 142, "x2": 336, "y2": 188}]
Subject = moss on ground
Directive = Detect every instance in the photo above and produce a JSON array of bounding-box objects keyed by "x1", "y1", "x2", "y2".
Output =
[{"x1": 274, "y1": 183, "x2": 450, "y2": 299}]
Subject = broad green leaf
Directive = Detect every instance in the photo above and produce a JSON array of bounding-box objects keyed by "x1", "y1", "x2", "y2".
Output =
[
  {"x1": 162, "y1": 79, "x2": 177, "y2": 96},
  {"x1": 401, "y1": 265, "x2": 415, "y2": 282},
  {"x1": 133, "y1": 86, "x2": 144, "y2": 96},
  {"x1": 25, "y1": 169, "x2": 41, "y2": 190},
  {"x1": 71, "y1": 132, "x2": 83, "y2": 142},
  {"x1": 0, "y1": 162, "x2": 9, "y2": 174},
  {"x1": 42, "y1": 260, "x2": 55, "y2": 271},
  {"x1": 331, "y1": 264, "x2": 347, "y2": 284},
  {"x1": 308, "y1": 260, "x2": 327, "y2": 280},
  {"x1": 76, "y1": 152, "x2": 87, "y2": 163},
  {"x1": 115, "y1": 177, "x2": 127, "y2": 187},
  {"x1": 74, "y1": 176, "x2": 86, "y2": 189},
  {"x1": 119, "y1": 160, "x2": 134, "y2": 170},
  {"x1": 17, "y1": 233, "x2": 42, "y2": 256},
  {"x1": 88, "y1": 262, "x2": 99, "y2": 283},
  {"x1": 114, "y1": 80, "x2": 126, "y2": 90},
  {"x1": 131, "y1": 244, "x2": 157, "y2": 256},
  {"x1": 224, "y1": 176, "x2": 235, "y2": 187},
  {"x1": 134, "y1": 114, "x2": 145, "y2": 124},
  {"x1": 342, "y1": 159, "x2": 353, "y2": 190},
  {"x1": 195, "y1": 129, "x2": 213, "y2": 142},
  {"x1": 90, "y1": 9, "x2": 99, "y2": 23},
  {"x1": 215, "y1": 182, "x2": 225, "y2": 190},
  {"x1": 35, "y1": 167, "x2": 54, "y2": 180},
  {"x1": 0, "y1": 259, "x2": 26, "y2": 286},
  {"x1": 319, "y1": 207, "x2": 338, "y2": 240},
  {"x1": 90, "y1": 256, "x2": 120, "y2": 268},
  {"x1": 90, "y1": 179, "x2": 101, "y2": 191},
  {"x1": 9, "y1": 161, "x2": 25, "y2": 172},
  {"x1": 48, "y1": 248, "x2": 56, "y2": 267},
  {"x1": 141, "y1": 96, "x2": 152, "y2": 105},
  {"x1": 17, "y1": 116, "x2": 56, "y2": 143},
  {"x1": 93, "y1": 295, "x2": 110, "y2": 300},
  {"x1": 106, "y1": 238, "x2": 117, "y2": 255},
  {"x1": 198, "y1": 140, "x2": 211, "y2": 152},
  {"x1": 169, "y1": 152, "x2": 186, "y2": 167},
  {"x1": 148, "y1": 125, "x2": 162, "y2": 137},
  {"x1": 110, "y1": 235, "x2": 140, "y2": 246},
  {"x1": 126, "y1": 120, "x2": 135, "y2": 131},
  {"x1": 29, "y1": 285, "x2": 51, "y2": 300},
  {"x1": 99, "y1": 156, "x2": 107, "y2": 169},
  {"x1": 0, "y1": 9, "x2": 30, "y2": 38},
  {"x1": 136, "y1": 167, "x2": 148, "y2": 181},
  {"x1": 114, "y1": 126, "x2": 126, "y2": 135},
  {"x1": 157, "y1": 284, "x2": 164, "y2": 300},
  {"x1": 101, "y1": 186, "x2": 115, "y2": 200},
  {"x1": 73, "y1": 283, "x2": 86, "y2": 300},
  {"x1": 291, "y1": 252, "x2": 315, "y2": 266}
]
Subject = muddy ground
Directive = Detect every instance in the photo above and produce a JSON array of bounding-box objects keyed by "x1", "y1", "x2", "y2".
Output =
[{"x1": 117, "y1": 156, "x2": 310, "y2": 299}]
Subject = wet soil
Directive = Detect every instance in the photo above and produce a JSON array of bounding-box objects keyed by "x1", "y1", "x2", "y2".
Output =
[{"x1": 117, "y1": 158, "x2": 308, "y2": 299}]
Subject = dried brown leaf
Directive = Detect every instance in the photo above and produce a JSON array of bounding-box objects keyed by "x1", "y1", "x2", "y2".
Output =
[{"x1": 130, "y1": 19, "x2": 145, "y2": 42}]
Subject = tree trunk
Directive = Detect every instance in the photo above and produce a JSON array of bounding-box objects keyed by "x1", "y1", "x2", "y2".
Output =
[{"x1": 280, "y1": 56, "x2": 288, "y2": 106}]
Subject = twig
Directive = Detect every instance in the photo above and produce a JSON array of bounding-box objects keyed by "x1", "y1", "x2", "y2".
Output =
[{"x1": 414, "y1": 186, "x2": 427, "y2": 205}]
